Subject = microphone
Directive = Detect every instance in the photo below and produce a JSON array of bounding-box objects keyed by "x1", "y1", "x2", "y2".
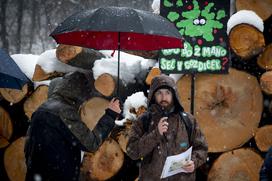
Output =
[{"x1": 162, "y1": 111, "x2": 169, "y2": 141}]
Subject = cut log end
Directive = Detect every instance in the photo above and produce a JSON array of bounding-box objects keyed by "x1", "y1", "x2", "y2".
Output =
[
  {"x1": 257, "y1": 44, "x2": 272, "y2": 70},
  {"x1": 260, "y1": 71, "x2": 272, "y2": 95},
  {"x1": 80, "y1": 97, "x2": 109, "y2": 131},
  {"x1": 81, "y1": 139, "x2": 124, "y2": 181},
  {"x1": 208, "y1": 148, "x2": 263, "y2": 181},
  {"x1": 0, "y1": 106, "x2": 13, "y2": 141},
  {"x1": 0, "y1": 84, "x2": 28, "y2": 104},
  {"x1": 4, "y1": 137, "x2": 26, "y2": 181},
  {"x1": 56, "y1": 44, "x2": 83, "y2": 63},
  {"x1": 177, "y1": 68, "x2": 263, "y2": 152},
  {"x1": 32, "y1": 64, "x2": 65, "y2": 81},
  {"x1": 254, "y1": 125, "x2": 272, "y2": 152},
  {"x1": 145, "y1": 67, "x2": 161, "y2": 85},
  {"x1": 24, "y1": 85, "x2": 49, "y2": 119},
  {"x1": 94, "y1": 73, "x2": 116, "y2": 97},
  {"x1": 236, "y1": 0, "x2": 272, "y2": 20},
  {"x1": 229, "y1": 24, "x2": 265, "y2": 59}
]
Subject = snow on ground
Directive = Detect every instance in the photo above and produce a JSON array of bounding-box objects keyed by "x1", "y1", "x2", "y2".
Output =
[{"x1": 227, "y1": 10, "x2": 264, "y2": 35}]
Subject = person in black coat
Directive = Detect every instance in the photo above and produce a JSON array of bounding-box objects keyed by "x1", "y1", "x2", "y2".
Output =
[
  {"x1": 24, "y1": 71, "x2": 121, "y2": 181},
  {"x1": 260, "y1": 146, "x2": 272, "y2": 181}
]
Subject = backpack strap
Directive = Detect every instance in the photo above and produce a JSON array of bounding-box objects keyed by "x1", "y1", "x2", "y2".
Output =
[
  {"x1": 178, "y1": 112, "x2": 193, "y2": 146},
  {"x1": 142, "y1": 111, "x2": 151, "y2": 132}
]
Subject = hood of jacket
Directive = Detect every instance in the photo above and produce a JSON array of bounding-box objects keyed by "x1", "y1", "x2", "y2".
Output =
[{"x1": 148, "y1": 74, "x2": 184, "y2": 112}]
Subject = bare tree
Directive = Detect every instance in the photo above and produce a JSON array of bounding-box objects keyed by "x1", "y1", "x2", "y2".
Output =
[
  {"x1": 0, "y1": 0, "x2": 9, "y2": 51},
  {"x1": 28, "y1": 0, "x2": 38, "y2": 52},
  {"x1": 15, "y1": 0, "x2": 24, "y2": 53}
]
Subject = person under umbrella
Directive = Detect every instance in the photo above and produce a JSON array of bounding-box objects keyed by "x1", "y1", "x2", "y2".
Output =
[{"x1": 24, "y1": 71, "x2": 121, "y2": 181}]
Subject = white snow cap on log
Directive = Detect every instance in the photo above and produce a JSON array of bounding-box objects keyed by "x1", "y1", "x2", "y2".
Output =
[
  {"x1": 37, "y1": 49, "x2": 86, "y2": 74},
  {"x1": 11, "y1": 54, "x2": 39, "y2": 80},
  {"x1": 152, "y1": 0, "x2": 160, "y2": 14},
  {"x1": 93, "y1": 50, "x2": 156, "y2": 84},
  {"x1": 227, "y1": 10, "x2": 264, "y2": 35},
  {"x1": 115, "y1": 91, "x2": 147, "y2": 126}
]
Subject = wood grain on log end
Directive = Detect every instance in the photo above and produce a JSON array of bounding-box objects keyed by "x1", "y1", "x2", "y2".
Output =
[
  {"x1": 0, "y1": 84, "x2": 28, "y2": 104},
  {"x1": 236, "y1": 0, "x2": 272, "y2": 21},
  {"x1": 56, "y1": 44, "x2": 82, "y2": 63},
  {"x1": 208, "y1": 148, "x2": 263, "y2": 181},
  {"x1": 145, "y1": 67, "x2": 161, "y2": 85},
  {"x1": 255, "y1": 125, "x2": 272, "y2": 152},
  {"x1": 81, "y1": 139, "x2": 124, "y2": 181},
  {"x1": 32, "y1": 64, "x2": 64, "y2": 81},
  {"x1": 4, "y1": 137, "x2": 26, "y2": 181},
  {"x1": 24, "y1": 85, "x2": 48, "y2": 119},
  {"x1": 0, "y1": 136, "x2": 10, "y2": 149},
  {"x1": 260, "y1": 71, "x2": 272, "y2": 95},
  {"x1": 257, "y1": 44, "x2": 272, "y2": 70},
  {"x1": 229, "y1": 24, "x2": 265, "y2": 59},
  {"x1": 0, "y1": 106, "x2": 13, "y2": 141},
  {"x1": 80, "y1": 97, "x2": 109, "y2": 131},
  {"x1": 94, "y1": 73, "x2": 115, "y2": 97},
  {"x1": 177, "y1": 68, "x2": 263, "y2": 152}
]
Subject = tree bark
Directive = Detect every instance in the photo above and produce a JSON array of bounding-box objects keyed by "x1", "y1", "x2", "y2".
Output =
[
  {"x1": 0, "y1": 0, "x2": 9, "y2": 51},
  {"x1": 15, "y1": 0, "x2": 24, "y2": 53}
]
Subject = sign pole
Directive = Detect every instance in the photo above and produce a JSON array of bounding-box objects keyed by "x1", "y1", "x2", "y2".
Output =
[{"x1": 190, "y1": 73, "x2": 195, "y2": 115}]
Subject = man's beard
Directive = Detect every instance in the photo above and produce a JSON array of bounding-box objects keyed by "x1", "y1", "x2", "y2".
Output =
[{"x1": 159, "y1": 101, "x2": 174, "y2": 111}]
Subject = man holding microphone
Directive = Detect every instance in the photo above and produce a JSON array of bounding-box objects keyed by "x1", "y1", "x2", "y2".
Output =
[{"x1": 127, "y1": 74, "x2": 208, "y2": 181}]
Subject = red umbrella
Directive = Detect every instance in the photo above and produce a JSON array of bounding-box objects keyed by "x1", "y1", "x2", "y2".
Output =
[{"x1": 50, "y1": 6, "x2": 183, "y2": 95}]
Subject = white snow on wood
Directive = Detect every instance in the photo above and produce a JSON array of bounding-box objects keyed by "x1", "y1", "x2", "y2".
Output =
[
  {"x1": 227, "y1": 10, "x2": 264, "y2": 35},
  {"x1": 36, "y1": 49, "x2": 87, "y2": 74},
  {"x1": 115, "y1": 91, "x2": 147, "y2": 126},
  {"x1": 152, "y1": 0, "x2": 160, "y2": 14},
  {"x1": 93, "y1": 50, "x2": 156, "y2": 84},
  {"x1": 11, "y1": 54, "x2": 50, "y2": 88},
  {"x1": 11, "y1": 54, "x2": 39, "y2": 80}
]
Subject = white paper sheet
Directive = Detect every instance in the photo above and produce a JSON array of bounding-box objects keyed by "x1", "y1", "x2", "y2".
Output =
[{"x1": 161, "y1": 146, "x2": 192, "y2": 179}]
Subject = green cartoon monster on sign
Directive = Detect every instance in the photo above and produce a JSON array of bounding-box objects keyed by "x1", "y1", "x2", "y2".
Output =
[
  {"x1": 159, "y1": 0, "x2": 230, "y2": 74},
  {"x1": 166, "y1": 0, "x2": 226, "y2": 41}
]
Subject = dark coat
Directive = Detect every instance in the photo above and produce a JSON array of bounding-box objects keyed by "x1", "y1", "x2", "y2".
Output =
[
  {"x1": 24, "y1": 71, "x2": 119, "y2": 181},
  {"x1": 126, "y1": 75, "x2": 208, "y2": 181},
  {"x1": 260, "y1": 146, "x2": 272, "y2": 181}
]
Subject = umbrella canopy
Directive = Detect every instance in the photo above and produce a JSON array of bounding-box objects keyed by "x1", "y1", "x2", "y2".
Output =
[
  {"x1": 0, "y1": 49, "x2": 29, "y2": 90},
  {"x1": 50, "y1": 6, "x2": 183, "y2": 51},
  {"x1": 50, "y1": 6, "x2": 183, "y2": 96}
]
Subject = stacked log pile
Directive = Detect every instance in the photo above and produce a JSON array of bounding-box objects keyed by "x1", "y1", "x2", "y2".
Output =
[{"x1": 1, "y1": 1, "x2": 272, "y2": 181}]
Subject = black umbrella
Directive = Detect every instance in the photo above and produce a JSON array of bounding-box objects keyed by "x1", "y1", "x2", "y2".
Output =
[
  {"x1": 0, "y1": 49, "x2": 29, "y2": 89},
  {"x1": 50, "y1": 6, "x2": 183, "y2": 95}
]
